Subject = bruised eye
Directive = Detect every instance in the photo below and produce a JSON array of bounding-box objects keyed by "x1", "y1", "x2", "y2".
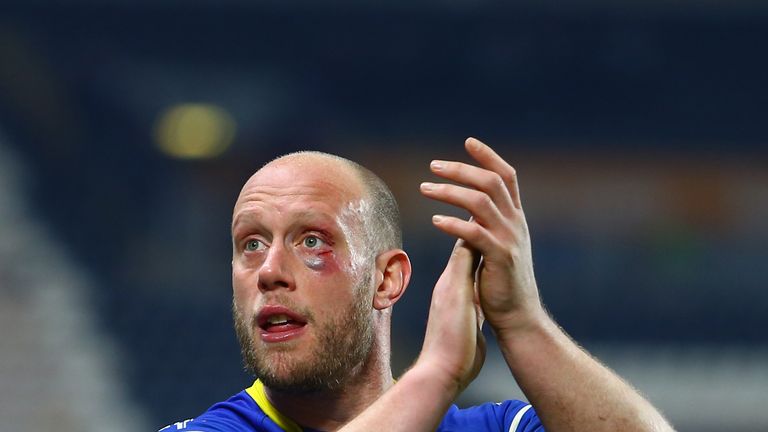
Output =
[
  {"x1": 303, "y1": 235, "x2": 324, "y2": 249},
  {"x1": 245, "y1": 239, "x2": 264, "y2": 252}
]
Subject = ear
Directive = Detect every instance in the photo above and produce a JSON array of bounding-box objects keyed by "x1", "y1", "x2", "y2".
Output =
[{"x1": 372, "y1": 249, "x2": 412, "y2": 310}]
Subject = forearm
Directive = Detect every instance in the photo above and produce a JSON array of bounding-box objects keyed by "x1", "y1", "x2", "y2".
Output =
[
  {"x1": 338, "y1": 364, "x2": 458, "y2": 432},
  {"x1": 496, "y1": 314, "x2": 673, "y2": 432},
  {"x1": 420, "y1": 138, "x2": 672, "y2": 430}
]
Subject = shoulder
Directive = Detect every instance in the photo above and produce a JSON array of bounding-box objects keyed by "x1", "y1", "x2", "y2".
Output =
[
  {"x1": 438, "y1": 400, "x2": 544, "y2": 432},
  {"x1": 158, "y1": 390, "x2": 276, "y2": 432}
]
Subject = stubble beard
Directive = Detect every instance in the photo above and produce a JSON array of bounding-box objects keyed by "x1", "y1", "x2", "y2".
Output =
[{"x1": 233, "y1": 277, "x2": 375, "y2": 394}]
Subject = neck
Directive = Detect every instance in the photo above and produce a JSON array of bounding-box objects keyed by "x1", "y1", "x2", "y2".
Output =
[{"x1": 265, "y1": 320, "x2": 393, "y2": 431}]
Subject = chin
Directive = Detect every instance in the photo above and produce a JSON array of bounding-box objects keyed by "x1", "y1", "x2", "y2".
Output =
[{"x1": 257, "y1": 347, "x2": 315, "y2": 378}]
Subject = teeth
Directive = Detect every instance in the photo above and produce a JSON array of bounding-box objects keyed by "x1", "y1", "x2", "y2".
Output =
[{"x1": 267, "y1": 314, "x2": 290, "y2": 325}]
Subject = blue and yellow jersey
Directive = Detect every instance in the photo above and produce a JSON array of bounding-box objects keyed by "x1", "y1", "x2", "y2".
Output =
[{"x1": 160, "y1": 380, "x2": 543, "y2": 432}]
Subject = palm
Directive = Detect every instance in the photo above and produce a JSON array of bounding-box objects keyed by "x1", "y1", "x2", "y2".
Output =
[{"x1": 420, "y1": 240, "x2": 486, "y2": 391}]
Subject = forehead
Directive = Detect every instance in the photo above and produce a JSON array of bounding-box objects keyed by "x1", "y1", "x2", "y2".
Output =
[{"x1": 232, "y1": 156, "x2": 365, "y2": 226}]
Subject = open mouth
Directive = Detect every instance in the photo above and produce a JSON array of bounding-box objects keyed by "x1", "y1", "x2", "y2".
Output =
[{"x1": 256, "y1": 305, "x2": 308, "y2": 342}]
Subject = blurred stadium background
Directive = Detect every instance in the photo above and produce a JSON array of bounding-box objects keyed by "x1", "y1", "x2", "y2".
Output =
[{"x1": 1, "y1": 1, "x2": 767, "y2": 431}]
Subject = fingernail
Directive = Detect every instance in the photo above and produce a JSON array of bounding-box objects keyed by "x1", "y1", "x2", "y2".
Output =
[
  {"x1": 432, "y1": 215, "x2": 444, "y2": 223},
  {"x1": 430, "y1": 160, "x2": 444, "y2": 171},
  {"x1": 420, "y1": 182, "x2": 435, "y2": 191},
  {"x1": 466, "y1": 137, "x2": 480, "y2": 151}
]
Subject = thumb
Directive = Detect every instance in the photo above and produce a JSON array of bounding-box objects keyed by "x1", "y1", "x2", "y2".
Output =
[{"x1": 442, "y1": 238, "x2": 479, "y2": 283}]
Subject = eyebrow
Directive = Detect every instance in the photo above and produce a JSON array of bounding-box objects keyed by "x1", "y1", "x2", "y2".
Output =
[{"x1": 231, "y1": 209, "x2": 339, "y2": 237}]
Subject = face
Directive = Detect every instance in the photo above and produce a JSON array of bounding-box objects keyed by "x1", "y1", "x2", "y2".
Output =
[{"x1": 231, "y1": 157, "x2": 375, "y2": 393}]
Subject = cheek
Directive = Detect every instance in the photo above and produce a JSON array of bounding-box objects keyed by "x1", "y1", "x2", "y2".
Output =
[
  {"x1": 303, "y1": 251, "x2": 341, "y2": 273},
  {"x1": 232, "y1": 268, "x2": 256, "y2": 307}
]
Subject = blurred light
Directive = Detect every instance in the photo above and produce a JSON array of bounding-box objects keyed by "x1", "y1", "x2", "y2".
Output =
[{"x1": 154, "y1": 103, "x2": 236, "y2": 159}]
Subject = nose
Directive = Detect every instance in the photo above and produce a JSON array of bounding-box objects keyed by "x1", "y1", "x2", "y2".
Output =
[{"x1": 257, "y1": 242, "x2": 295, "y2": 292}]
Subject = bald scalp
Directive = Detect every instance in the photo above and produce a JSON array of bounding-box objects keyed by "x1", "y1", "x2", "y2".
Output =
[{"x1": 262, "y1": 151, "x2": 402, "y2": 257}]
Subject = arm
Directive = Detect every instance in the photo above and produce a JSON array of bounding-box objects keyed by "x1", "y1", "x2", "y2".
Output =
[
  {"x1": 420, "y1": 137, "x2": 674, "y2": 432},
  {"x1": 340, "y1": 240, "x2": 485, "y2": 432}
]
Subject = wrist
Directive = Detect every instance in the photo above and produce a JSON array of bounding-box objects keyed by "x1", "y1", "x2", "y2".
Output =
[
  {"x1": 406, "y1": 357, "x2": 464, "y2": 400},
  {"x1": 488, "y1": 307, "x2": 552, "y2": 345}
]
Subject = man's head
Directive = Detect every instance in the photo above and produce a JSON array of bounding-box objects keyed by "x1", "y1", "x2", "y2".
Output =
[{"x1": 231, "y1": 152, "x2": 411, "y2": 393}]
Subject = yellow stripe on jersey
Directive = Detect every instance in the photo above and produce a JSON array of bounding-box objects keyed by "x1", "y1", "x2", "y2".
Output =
[{"x1": 246, "y1": 380, "x2": 304, "y2": 432}]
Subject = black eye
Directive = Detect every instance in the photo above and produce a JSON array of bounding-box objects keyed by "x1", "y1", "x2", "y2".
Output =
[
  {"x1": 303, "y1": 236, "x2": 323, "y2": 248},
  {"x1": 245, "y1": 239, "x2": 262, "y2": 251}
]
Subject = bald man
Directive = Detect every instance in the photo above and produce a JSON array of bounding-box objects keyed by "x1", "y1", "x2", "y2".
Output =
[{"x1": 161, "y1": 138, "x2": 673, "y2": 432}]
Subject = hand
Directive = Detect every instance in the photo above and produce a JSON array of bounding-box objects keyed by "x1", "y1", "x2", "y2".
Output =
[
  {"x1": 339, "y1": 241, "x2": 485, "y2": 431},
  {"x1": 416, "y1": 238, "x2": 486, "y2": 394},
  {"x1": 420, "y1": 137, "x2": 544, "y2": 335}
]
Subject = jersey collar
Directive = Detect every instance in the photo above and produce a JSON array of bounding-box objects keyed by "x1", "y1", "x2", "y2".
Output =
[{"x1": 246, "y1": 380, "x2": 304, "y2": 432}]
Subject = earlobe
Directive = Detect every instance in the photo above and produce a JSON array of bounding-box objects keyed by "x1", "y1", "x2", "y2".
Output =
[{"x1": 372, "y1": 249, "x2": 412, "y2": 310}]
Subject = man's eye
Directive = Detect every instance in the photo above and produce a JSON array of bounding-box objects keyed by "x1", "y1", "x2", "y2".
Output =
[
  {"x1": 303, "y1": 236, "x2": 324, "y2": 248},
  {"x1": 245, "y1": 239, "x2": 263, "y2": 251}
]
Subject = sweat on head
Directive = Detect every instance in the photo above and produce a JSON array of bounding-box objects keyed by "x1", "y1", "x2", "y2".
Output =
[{"x1": 252, "y1": 151, "x2": 402, "y2": 277}]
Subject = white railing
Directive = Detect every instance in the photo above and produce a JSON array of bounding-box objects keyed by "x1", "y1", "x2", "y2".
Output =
[{"x1": 0, "y1": 133, "x2": 150, "y2": 432}]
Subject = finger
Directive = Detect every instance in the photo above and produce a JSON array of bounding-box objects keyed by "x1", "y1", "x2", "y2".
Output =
[
  {"x1": 421, "y1": 182, "x2": 504, "y2": 227},
  {"x1": 465, "y1": 137, "x2": 522, "y2": 209},
  {"x1": 444, "y1": 238, "x2": 478, "y2": 281},
  {"x1": 429, "y1": 159, "x2": 515, "y2": 216},
  {"x1": 431, "y1": 214, "x2": 495, "y2": 254},
  {"x1": 432, "y1": 238, "x2": 477, "y2": 306},
  {"x1": 435, "y1": 218, "x2": 478, "y2": 290}
]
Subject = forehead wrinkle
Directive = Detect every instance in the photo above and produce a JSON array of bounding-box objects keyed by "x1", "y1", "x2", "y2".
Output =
[
  {"x1": 235, "y1": 183, "x2": 340, "y2": 207},
  {"x1": 234, "y1": 180, "x2": 349, "y2": 214},
  {"x1": 236, "y1": 171, "x2": 362, "y2": 206},
  {"x1": 235, "y1": 162, "x2": 365, "y2": 219},
  {"x1": 233, "y1": 207, "x2": 338, "y2": 230},
  {"x1": 232, "y1": 193, "x2": 359, "y2": 246},
  {"x1": 232, "y1": 201, "x2": 343, "y2": 236}
]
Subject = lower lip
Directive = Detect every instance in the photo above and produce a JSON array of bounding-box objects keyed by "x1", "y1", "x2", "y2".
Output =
[{"x1": 259, "y1": 325, "x2": 307, "y2": 343}]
